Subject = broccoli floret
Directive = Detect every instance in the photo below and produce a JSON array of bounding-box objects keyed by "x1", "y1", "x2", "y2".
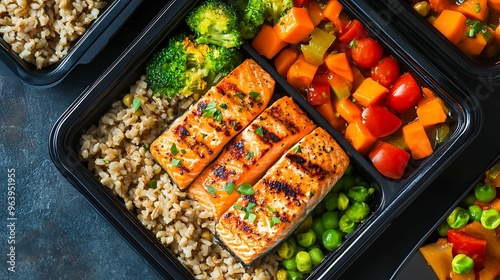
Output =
[
  {"x1": 264, "y1": 0, "x2": 294, "y2": 25},
  {"x1": 229, "y1": 0, "x2": 293, "y2": 39},
  {"x1": 203, "y1": 45, "x2": 243, "y2": 87},
  {"x1": 146, "y1": 34, "x2": 209, "y2": 97},
  {"x1": 145, "y1": 34, "x2": 243, "y2": 98},
  {"x1": 186, "y1": 0, "x2": 242, "y2": 48}
]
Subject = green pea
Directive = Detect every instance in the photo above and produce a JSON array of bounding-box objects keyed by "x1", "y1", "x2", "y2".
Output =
[
  {"x1": 480, "y1": 208, "x2": 500, "y2": 230},
  {"x1": 436, "y1": 221, "x2": 451, "y2": 237},
  {"x1": 322, "y1": 229, "x2": 342, "y2": 251},
  {"x1": 276, "y1": 269, "x2": 287, "y2": 280},
  {"x1": 295, "y1": 251, "x2": 312, "y2": 273},
  {"x1": 308, "y1": 247, "x2": 325, "y2": 268},
  {"x1": 122, "y1": 93, "x2": 134, "y2": 107},
  {"x1": 323, "y1": 192, "x2": 339, "y2": 211},
  {"x1": 446, "y1": 207, "x2": 469, "y2": 229},
  {"x1": 474, "y1": 183, "x2": 497, "y2": 203},
  {"x1": 286, "y1": 270, "x2": 303, "y2": 280},
  {"x1": 312, "y1": 218, "x2": 326, "y2": 238},
  {"x1": 313, "y1": 201, "x2": 327, "y2": 217},
  {"x1": 347, "y1": 186, "x2": 370, "y2": 202},
  {"x1": 296, "y1": 229, "x2": 317, "y2": 248},
  {"x1": 345, "y1": 202, "x2": 370, "y2": 223},
  {"x1": 468, "y1": 205, "x2": 483, "y2": 222},
  {"x1": 277, "y1": 239, "x2": 296, "y2": 259},
  {"x1": 295, "y1": 215, "x2": 313, "y2": 234},
  {"x1": 413, "y1": 1, "x2": 431, "y2": 17},
  {"x1": 451, "y1": 254, "x2": 474, "y2": 274},
  {"x1": 460, "y1": 192, "x2": 477, "y2": 208},
  {"x1": 337, "y1": 192, "x2": 349, "y2": 211},
  {"x1": 281, "y1": 257, "x2": 297, "y2": 271},
  {"x1": 339, "y1": 214, "x2": 357, "y2": 234},
  {"x1": 321, "y1": 211, "x2": 340, "y2": 229}
]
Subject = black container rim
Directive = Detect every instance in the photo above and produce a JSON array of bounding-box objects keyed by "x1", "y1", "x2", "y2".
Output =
[{"x1": 0, "y1": 0, "x2": 143, "y2": 88}]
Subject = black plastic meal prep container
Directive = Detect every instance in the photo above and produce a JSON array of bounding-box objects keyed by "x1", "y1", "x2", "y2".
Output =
[
  {"x1": 49, "y1": 0, "x2": 481, "y2": 279},
  {"x1": 348, "y1": 0, "x2": 500, "y2": 82},
  {"x1": 392, "y1": 151, "x2": 500, "y2": 280},
  {"x1": 0, "y1": 0, "x2": 143, "y2": 87}
]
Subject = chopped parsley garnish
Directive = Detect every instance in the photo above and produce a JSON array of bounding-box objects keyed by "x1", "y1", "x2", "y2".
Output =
[
  {"x1": 249, "y1": 91, "x2": 261, "y2": 101},
  {"x1": 143, "y1": 145, "x2": 150, "y2": 151},
  {"x1": 270, "y1": 215, "x2": 282, "y2": 228},
  {"x1": 475, "y1": 2, "x2": 481, "y2": 13},
  {"x1": 236, "y1": 93, "x2": 244, "y2": 99},
  {"x1": 103, "y1": 159, "x2": 110, "y2": 164},
  {"x1": 245, "y1": 151, "x2": 254, "y2": 160},
  {"x1": 149, "y1": 179, "x2": 157, "y2": 189},
  {"x1": 238, "y1": 107, "x2": 243, "y2": 112},
  {"x1": 223, "y1": 182, "x2": 236, "y2": 194},
  {"x1": 171, "y1": 158, "x2": 181, "y2": 167},
  {"x1": 132, "y1": 97, "x2": 142, "y2": 111},
  {"x1": 170, "y1": 143, "x2": 179, "y2": 156},
  {"x1": 267, "y1": 206, "x2": 277, "y2": 213},
  {"x1": 237, "y1": 183, "x2": 255, "y2": 195},
  {"x1": 233, "y1": 202, "x2": 257, "y2": 222},
  {"x1": 202, "y1": 101, "x2": 222, "y2": 123},
  {"x1": 220, "y1": 103, "x2": 228, "y2": 109},
  {"x1": 180, "y1": 149, "x2": 186, "y2": 154},
  {"x1": 201, "y1": 133, "x2": 208, "y2": 139},
  {"x1": 292, "y1": 145, "x2": 302, "y2": 153},
  {"x1": 206, "y1": 185, "x2": 216, "y2": 196},
  {"x1": 255, "y1": 126, "x2": 264, "y2": 137}
]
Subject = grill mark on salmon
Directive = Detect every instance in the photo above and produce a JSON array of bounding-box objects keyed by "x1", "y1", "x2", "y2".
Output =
[
  {"x1": 188, "y1": 97, "x2": 316, "y2": 218},
  {"x1": 150, "y1": 59, "x2": 275, "y2": 190},
  {"x1": 215, "y1": 127, "x2": 350, "y2": 266}
]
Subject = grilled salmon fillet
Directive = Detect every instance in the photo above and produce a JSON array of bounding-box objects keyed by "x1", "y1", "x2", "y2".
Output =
[
  {"x1": 215, "y1": 127, "x2": 350, "y2": 266},
  {"x1": 150, "y1": 59, "x2": 275, "y2": 190},
  {"x1": 188, "y1": 96, "x2": 316, "y2": 219}
]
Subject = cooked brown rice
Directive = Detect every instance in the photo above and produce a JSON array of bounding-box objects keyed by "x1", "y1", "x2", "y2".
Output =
[
  {"x1": 79, "y1": 75, "x2": 281, "y2": 279},
  {"x1": 0, "y1": 0, "x2": 106, "y2": 69}
]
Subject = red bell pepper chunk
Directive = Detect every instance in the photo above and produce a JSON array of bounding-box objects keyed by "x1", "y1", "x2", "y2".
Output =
[
  {"x1": 447, "y1": 229, "x2": 486, "y2": 268},
  {"x1": 307, "y1": 81, "x2": 331, "y2": 106},
  {"x1": 294, "y1": 0, "x2": 309, "y2": 6},
  {"x1": 368, "y1": 141, "x2": 410, "y2": 179}
]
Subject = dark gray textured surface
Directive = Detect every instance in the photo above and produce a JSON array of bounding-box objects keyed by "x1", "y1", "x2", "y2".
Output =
[{"x1": 0, "y1": 1, "x2": 161, "y2": 279}]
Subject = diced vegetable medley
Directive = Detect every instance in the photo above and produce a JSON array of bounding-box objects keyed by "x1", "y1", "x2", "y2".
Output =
[{"x1": 251, "y1": 0, "x2": 452, "y2": 179}]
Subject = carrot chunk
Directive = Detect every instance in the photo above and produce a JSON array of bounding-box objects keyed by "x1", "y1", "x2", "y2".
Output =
[
  {"x1": 322, "y1": 0, "x2": 344, "y2": 22},
  {"x1": 274, "y1": 48, "x2": 299, "y2": 77},
  {"x1": 324, "y1": 52, "x2": 353, "y2": 83},
  {"x1": 345, "y1": 121, "x2": 377, "y2": 154},
  {"x1": 252, "y1": 24, "x2": 288, "y2": 59},
  {"x1": 451, "y1": 0, "x2": 489, "y2": 21},
  {"x1": 458, "y1": 28, "x2": 489, "y2": 57},
  {"x1": 402, "y1": 121, "x2": 433, "y2": 160},
  {"x1": 315, "y1": 102, "x2": 346, "y2": 132},
  {"x1": 334, "y1": 97, "x2": 362, "y2": 124},
  {"x1": 273, "y1": 7, "x2": 315, "y2": 44},
  {"x1": 352, "y1": 77, "x2": 389, "y2": 107},
  {"x1": 307, "y1": 1, "x2": 326, "y2": 26},
  {"x1": 287, "y1": 54, "x2": 319, "y2": 90},
  {"x1": 417, "y1": 97, "x2": 448, "y2": 127},
  {"x1": 432, "y1": 9, "x2": 466, "y2": 45}
]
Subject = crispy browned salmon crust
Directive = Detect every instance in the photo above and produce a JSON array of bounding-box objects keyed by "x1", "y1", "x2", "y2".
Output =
[
  {"x1": 150, "y1": 59, "x2": 275, "y2": 190},
  {"x1": 215, "y1": 127, "x2": 350, "y2": 266},
  {"x1": 188, "y1": 96, "x2": 316, "y2": 219}
]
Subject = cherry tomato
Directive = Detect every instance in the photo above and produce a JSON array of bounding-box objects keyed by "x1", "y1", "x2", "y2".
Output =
[
  {"x1": 307, "y1": 81, "x2": 331, "y2": 106},
  {"x1": 350, "y1": 37, "x2": 383, "y2": 69},
  {"x1": 362, "y1": 105, "x2": 402, "y2": 138},
  {"x1": 339, "y1": 20, "x2": 366, "y2": 43},
  {"x1": 370, "y1": 56, "x2": 400, "y2": 88},
  {"x1": 386, "y1": 73, "x2": 422, "y2": 113},
  {"x1": 369, "y1": 142, "x2": 410, "y2": 179},
  {"x1": 447, "y1": 229, "x2": 486, "y2": 268}
]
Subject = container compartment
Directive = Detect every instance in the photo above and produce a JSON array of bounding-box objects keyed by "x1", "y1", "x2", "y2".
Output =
[
  {"x1": 0, "y1": 0, "x2": 143, "y2": 87},
  {"x1": 49, "y1": 0, "x2": 479, "y2": 279},
  {"x1": 393, "y1": 152, "x2": 500, "y2": 280},
  {"x1": 346, "y1": 0, "x2": 500, "y2": 81}
]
